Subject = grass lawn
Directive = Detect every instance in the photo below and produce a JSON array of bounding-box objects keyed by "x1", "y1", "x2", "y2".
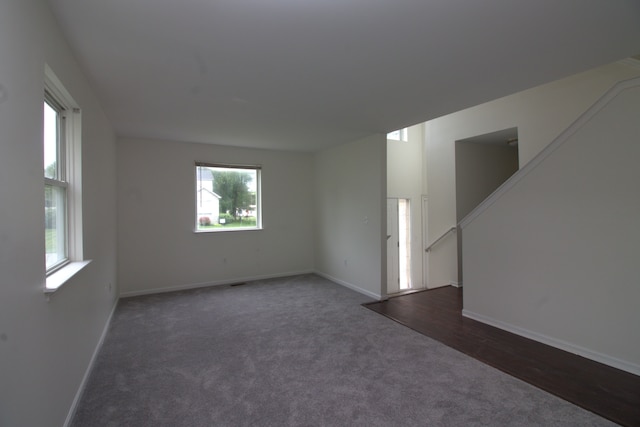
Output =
[
  {"x1": 45, "y1": 228, "x2": 56, "y2": 253},
  {"x1": 198, "y1": 217, "x2": 257, "y2": 231}
]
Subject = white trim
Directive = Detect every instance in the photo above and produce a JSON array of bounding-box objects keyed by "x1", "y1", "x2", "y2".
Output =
[
  {"x1": 45, "y1": 260, "x2": 92, "y2": 294},
  {"x1": 426, "y1": 282, "x2": 454, "y2": 290},
  {"x1": 459, "y1": 76, "x2": 640, "y2": 230},
  {"x1": 64, "y1": 299, "x2": 119, "y2": 427},
  {"x1": 462, "y1": 309, "x2": 640, "y2": 377},
  {"x1": 421, "y1": 195, "x2": 429, "y2": 289},
  {"x1": 194, "y1": 226, "x2": 263, "y2": 234},
  {"x1": 44, "y1": 64, "x2": 77, "y2": 107},
  {"x1": 119, "y1": 270, "x2": 314, "y2": 298},
  {"x1": 314, "y1": 271, "x2": 382, "y2": 300},
  {"x1": 65, "y1": 107, "x2": 83, "y2": 261},
  {"x1": 194, "y1": 164, "x2": 262, "y2": 232},
  {"x1": 450, "y1": 281, "x2": 462, "y2": 288}
]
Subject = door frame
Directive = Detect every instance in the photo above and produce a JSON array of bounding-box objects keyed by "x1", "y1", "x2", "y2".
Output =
[{"x1": 422, "y1": 195, "x2": 429, "y2": 288}]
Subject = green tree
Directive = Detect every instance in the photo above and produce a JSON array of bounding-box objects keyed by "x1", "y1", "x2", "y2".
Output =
[
  {"x1": 210, "y1": 170, "x2": 254, "y2": 219},
  {"x1": 45, "y1": 162, "x2": 56, "y2": 179}
]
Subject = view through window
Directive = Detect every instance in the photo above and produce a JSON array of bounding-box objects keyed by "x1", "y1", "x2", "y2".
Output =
[
  {"x1": 195, "y1": 163, "x2": 261, "y2": 231},
  {"x1": 43, "y1": 64, "x2": 84, "y2": 290},
  {"x1": 44, "y1": 95, "x2": 68, "y2": 271}
]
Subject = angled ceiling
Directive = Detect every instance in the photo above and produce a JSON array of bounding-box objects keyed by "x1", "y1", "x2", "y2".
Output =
[{"x1": 46, "y1": 0, "x2": 640, "y2": 152}]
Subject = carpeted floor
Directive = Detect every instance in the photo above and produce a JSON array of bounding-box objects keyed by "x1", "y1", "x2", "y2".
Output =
[{"x1": 71, "y1": 274, "x2": 615, "y2": 426}]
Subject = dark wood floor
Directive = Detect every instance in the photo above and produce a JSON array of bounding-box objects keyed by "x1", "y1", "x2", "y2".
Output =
[{"x1": 363, "y1": 286, "x2": 640, "y2": 427}]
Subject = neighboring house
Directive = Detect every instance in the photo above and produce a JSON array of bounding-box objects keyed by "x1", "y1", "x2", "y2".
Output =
[
  {"x1": 196, "y1": 168, "x2": 221, "y2": 225},
  {"x1": 196, "y1": 188, "x2": 221, "y2": 225}
]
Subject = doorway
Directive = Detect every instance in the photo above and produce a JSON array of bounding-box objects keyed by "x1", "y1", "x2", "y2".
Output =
[
  {"x1": 421, "y1": 195, "x2": 429, "y2": 288},
  {"x1": 454, "y1": 127, "x2": 519, "y2": 282},
  {"x1": 387, "y1": 198, "x2": 411, "y2": 294}
]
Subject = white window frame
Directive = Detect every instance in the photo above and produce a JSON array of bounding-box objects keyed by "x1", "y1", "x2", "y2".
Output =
[
  {"x1": 194, "y1": 162, "x2": 262, "y2": 233},
  {"x1": 44, "y1": 92, "x2": 68, "y2": 272},
  {"x1": 44, "y1": 65, "x2": 88, "y2": 293}
]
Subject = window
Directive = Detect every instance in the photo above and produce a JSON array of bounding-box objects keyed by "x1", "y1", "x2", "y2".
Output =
[
  {"x1": 195, "y1": 163, "x2": 261, "y2": 232},
  {"x1": 44, "y1": 94, "x2": 67, "y2": 271},
  {"x1": 44, "y1": 65, "x2": 84, "y2": 288},
  {"x1": 387, "y1": 128, "x2": 408, "y2": 141}
]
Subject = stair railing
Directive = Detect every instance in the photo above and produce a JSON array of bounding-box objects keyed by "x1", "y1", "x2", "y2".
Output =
[{"x1": 425, "y1": 226, "x2": 456, "y2": 252}]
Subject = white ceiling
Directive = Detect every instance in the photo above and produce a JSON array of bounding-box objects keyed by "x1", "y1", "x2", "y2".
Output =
[{"x1": 46, "y1": 0, "x2": 640, "y2": 152}]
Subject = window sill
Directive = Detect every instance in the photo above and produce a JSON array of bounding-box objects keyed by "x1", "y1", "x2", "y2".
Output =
[
  {"x1": 194, "y1": 227, "x2": 263, "y2": 233},
  {"x1": 45, "y1": 260, "x2": 92, "y2": 294}
]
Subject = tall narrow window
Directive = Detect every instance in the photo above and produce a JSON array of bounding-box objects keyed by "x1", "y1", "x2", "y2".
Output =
[
  {"x1": 43, "y1": 64, "x2": 84, "y2": 288},
  {"x1": 44, "y1": 95, "x2": 68, "y2": 272},
  {"x1": 398, "y1": 198, "x2": 412, "y2": 290},
  {"x1": 195, "y1": 163, "x2": 261, "y2": 232}
]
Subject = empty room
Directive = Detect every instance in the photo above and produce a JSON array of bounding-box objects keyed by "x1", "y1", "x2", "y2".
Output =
[{"x1": 1, "y1": 1, "x2": 640, "y2": 426}]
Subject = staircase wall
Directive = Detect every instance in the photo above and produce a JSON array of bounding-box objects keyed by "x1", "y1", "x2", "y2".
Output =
[
  {"x1": 424, "y1": 60, "x2": 640, "y2": 288},
  {"x1": 461, "y1": 78, "x2": 640, "y2": 375}
]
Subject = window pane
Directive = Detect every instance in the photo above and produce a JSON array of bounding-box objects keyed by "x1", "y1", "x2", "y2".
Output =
[
  {"x1": 45, "y1": 184, "x2": 66, "y2": 269},
  {"x1": 387, "y1": 128, "x2": 408, "y2": 141},
  {"x1": 44, "y1": 101, "x2": 58, "y2": 179},
  {"x1": 196, "y1": 165, "x2": 259, "y2": 231},
  {"x1": 387, "y1": 130, "x2": 401, "y2": 140}
]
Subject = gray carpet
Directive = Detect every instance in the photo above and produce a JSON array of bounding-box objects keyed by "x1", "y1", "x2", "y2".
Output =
[{"x1": 71, "y1": 274, "x2": 615, "y2": 426}]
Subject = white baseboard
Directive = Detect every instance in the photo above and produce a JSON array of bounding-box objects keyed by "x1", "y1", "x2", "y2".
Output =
[
  {"x1": 119, "y1": 270, "x2": 315, "y2": 298},
  {"x1": 314, "y1": 271, "x2": 382, "y2": 300},
  {"x1": 64, "y1": 298, "x2": 119, "y2": 427},
  {"x1": 450, "y1": 281, "x2": 462, "y2": 288},
  {"x1": 427, "y1": 282, "x2": 454, "y2": 290},
  {"x1": 462, "y1": 309, "x2": 640, "y2": 377}
]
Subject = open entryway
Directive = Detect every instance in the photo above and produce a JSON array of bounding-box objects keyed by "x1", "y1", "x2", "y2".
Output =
[
  {"x1": 387, "y1": 124, "x2": 426, "y2": 295},
  {"x1": 454, "y1": 127, "x2": 519, "y2": 282}
]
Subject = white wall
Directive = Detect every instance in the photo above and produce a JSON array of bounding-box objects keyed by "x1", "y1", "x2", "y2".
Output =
[
  {"x1": 425, "y1": 61, "x2": 640, "y2": 287},
  {"x1": 0, "y1": 1, "x2": 118, "y2": 426},
  {"x1": 462, "y1": 80, "x2": 640, "y2": 375},
  {"x1": 117, "y1": 138, "x2": 315, "y2": 295},
  {"x1": 314, "y1": 134, "x2": 386, "y2": 299},
  {"x1": 455, "y1": 141, "x2": 518, "y2": 221},
  {"x1": 387, "y1": 124, "x2": 425, "y2": 289}
]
